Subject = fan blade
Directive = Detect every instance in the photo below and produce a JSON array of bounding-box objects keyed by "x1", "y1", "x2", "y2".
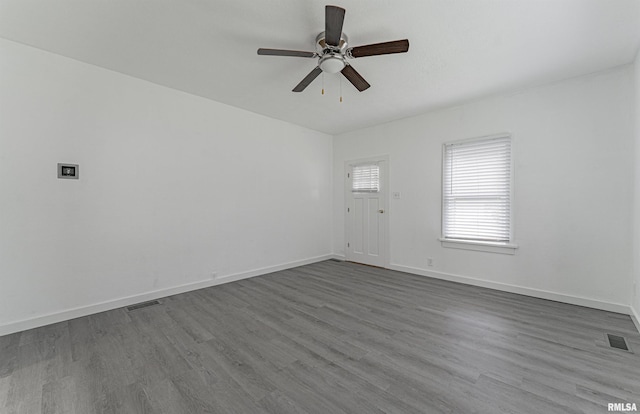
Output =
[
  {"x1": 348, "y1": 39, "x2": 409, "y2": 58},
  {"x1": 293, "y1": 67, "x2": 323, "y2": 92},
  {"x1": 325, "y1": 5, "x2": 346, "y2": 47},
  {"x1": 258, "y1": 48, "x2": 316, "y2": 58},
  {"x1": 341, "y1": 65, "x2": 370, "y2": 92}
]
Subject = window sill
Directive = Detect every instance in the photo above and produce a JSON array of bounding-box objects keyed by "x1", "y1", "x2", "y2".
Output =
[{"x1": 439, "y1": 238, "x2": 518, "y2": 255}]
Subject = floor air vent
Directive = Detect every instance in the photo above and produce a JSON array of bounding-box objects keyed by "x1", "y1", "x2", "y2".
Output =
[
  {"x1": 607, "y1": 334, "x2": 629, "y2": 351},
  {"x1": 127, "y1": 300, "x2": 160, "y2": 311}
]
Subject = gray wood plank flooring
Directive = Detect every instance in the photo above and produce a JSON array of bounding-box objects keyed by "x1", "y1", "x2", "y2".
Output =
[{"x1": 1, "y1": 260, "x2": 639, "y2": 413}]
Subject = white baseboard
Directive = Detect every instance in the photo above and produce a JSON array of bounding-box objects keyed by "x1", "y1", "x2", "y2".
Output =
[
  {"x1": 387, "y1": 263, "x2": 631, "y2": 315},
  {"x1": 4, "y1": 256, "x2": 635, "y2": 337},
  {"x1": 630, "y1": 305, "x2": 640, "y2": 334},
  {"x1": 0, "y1": 254, "x2": 334, "y2": 337}
]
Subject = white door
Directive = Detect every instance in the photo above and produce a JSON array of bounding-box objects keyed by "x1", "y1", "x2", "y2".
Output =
[{"x1": 346, "y1": 159, "x2": 388, "y2": 267}]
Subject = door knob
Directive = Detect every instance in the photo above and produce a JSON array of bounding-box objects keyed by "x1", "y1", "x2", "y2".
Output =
[{"x1": 378, "y1": 209, "x2": 384, "y2": 213}]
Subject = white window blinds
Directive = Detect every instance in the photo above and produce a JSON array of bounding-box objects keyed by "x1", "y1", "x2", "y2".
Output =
[
  {"x1": 352, "y1": 164, "x2": 380, "y2": 192},
  {"x1": 443, "y1": 135, "x2": 512, "y2": 243}
]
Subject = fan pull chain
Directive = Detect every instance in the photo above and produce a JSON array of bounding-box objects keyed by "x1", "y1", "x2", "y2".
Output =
[
  {"x1": 340, "y1": 76, "x2": 343, "y2": 103},
  {"x1": 322, "y1": 73, "x2": 325, "y2": 95}
]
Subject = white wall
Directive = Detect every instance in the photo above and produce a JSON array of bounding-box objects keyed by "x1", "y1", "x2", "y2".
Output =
[
  {"x1": 0, "y1": 39, "x2": 333, "y2": 335},
  {"x1": 633, "y1": 48, "x2": 640, "y2": 327},
  {"x1": 334, "y1": 67, "x2": 635, "y2": 312}
]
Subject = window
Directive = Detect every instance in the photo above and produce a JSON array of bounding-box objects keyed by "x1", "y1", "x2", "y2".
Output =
[
  {"x1": 442, "y1": 134, "x2": 516, "y2": 253},
  {"x1": 352, "y1": 164, "x2": 380, "y2": 192}
]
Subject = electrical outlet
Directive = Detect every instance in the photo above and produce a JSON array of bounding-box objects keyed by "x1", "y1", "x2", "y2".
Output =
[{"x1": 427, "y1": 257, "x2": 433, "y2": 267}]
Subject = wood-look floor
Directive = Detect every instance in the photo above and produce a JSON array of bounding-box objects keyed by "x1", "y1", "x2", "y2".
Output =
[{"x1": 1, "y1": 260, "x2": 639, "y2": 413}]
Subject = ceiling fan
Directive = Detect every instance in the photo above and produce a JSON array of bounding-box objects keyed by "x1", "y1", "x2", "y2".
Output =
[{"x1": 257, "y1": 5, "x2": 409, "y2": 93}]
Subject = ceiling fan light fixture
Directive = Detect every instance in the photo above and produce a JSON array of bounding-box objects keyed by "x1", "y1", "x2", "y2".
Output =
[
  {"x1": 257, "y1": 6, "x2": 409, "y2": 92},
  {"x1": 319, "y1": 55, "x2": 345, "y2": 74}
]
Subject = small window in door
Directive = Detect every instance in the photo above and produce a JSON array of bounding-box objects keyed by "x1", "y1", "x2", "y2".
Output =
[{"x1": 352, "y1": 164, "x2": 380, "y2": 192}]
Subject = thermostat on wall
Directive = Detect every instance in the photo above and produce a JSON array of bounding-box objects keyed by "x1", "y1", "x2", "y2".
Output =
[{"x1": 57, "y1": 163, "x2": 79, "y2": 179}]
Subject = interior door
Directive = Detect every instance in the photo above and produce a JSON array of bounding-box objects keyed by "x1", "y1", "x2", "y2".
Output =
[{"x1": 346, "y1": 160, "x2": 387, "y2": 267}]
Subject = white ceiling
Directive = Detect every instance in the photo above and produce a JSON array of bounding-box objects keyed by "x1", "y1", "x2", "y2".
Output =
[{"x1": 1, "y1": 0, "x2": 639, "y2": 135}]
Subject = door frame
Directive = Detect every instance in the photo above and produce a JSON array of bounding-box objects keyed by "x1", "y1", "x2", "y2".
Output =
[{"x1": 344, "y1": 155, "x2": 390, "y2": 268}]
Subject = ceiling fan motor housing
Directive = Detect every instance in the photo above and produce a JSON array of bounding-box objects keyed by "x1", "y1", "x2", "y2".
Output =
[{"x1": 316, "y1": 31, "x2": 348, "y2": 73}]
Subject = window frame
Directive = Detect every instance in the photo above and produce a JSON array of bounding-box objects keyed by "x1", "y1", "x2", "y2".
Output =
[
  {"x1": 440, "y1": 133, "x2": 518, "y2": 255},
  {"x1": 351, "y1": 163, "x2": 381, "y2": 193}
]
